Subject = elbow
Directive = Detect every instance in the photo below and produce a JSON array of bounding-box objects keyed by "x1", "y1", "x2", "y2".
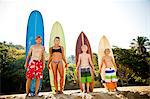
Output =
[
  {"x1": 26, "y1": 56, "x2": 29, "y2": 61},
  {"x1": 77, "y1": 62, "x2": 80, "y2": 67}
]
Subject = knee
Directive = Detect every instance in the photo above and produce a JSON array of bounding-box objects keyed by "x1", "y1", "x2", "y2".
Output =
[
  {"x1": 36, "y1": 79, "x2": 40, "y2": 82},
  {"x1": 54, "y1": 79, "x2": 57, "y2": 83},
  {"x1": 27, "y1": 78, "x2": 32, "y2": 82},
  {"x1": 53, "y1": 73, "x2": 57, "y2": 78},
  {"x1": 60, "y1": 76, "x2": 64, "y2": 80}
]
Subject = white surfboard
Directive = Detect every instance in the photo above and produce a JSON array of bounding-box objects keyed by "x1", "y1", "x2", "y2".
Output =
[{"x1": 98, "y1": 35, "x2": 116, "y2": 81}]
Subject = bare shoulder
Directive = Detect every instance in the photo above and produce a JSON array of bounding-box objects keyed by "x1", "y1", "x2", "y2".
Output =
[
  {"x1": 79, "y1": 53, "x2": 82, "y2": 56},
  {"x1": 30, "y1": 45, "x2": 34, "y2": 50},
  {"x1": 87, "y1": 53, "x2": 91, "y2": 56},
  {"x1": 49, "y1": 47, "x2": 53, "y2": 50},
  {"x1": 102, "y1": 56, "x2": 106, "y2": 60},
  {"x1": 41, "y1": 45, "x2": 45, "y2": 50},
  {"x1": 60, "y1": 46, "x2": 64, "y2": 50},
  {"x1": 108, "y1": 55, "x2": 113, "y2": 58},
  {"x1": 110, "y1": 56, "x2": 113, "y2": 60},
  {"x1": 79, "y1": 53, "x2": 83, "y2": 57},
  {"x1": 87, "y1": 54, "x2": 91, "y2": 57},
  {"x1": 49, "y1": 47, "x2": 52, "y2": 53}
]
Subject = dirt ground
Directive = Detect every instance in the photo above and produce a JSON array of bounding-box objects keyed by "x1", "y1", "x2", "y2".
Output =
[{"x1": 0, "y1": 86, "x2": 150, "y2": 99}]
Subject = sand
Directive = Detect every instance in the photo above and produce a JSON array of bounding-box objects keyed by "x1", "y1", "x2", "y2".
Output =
[{"x1": 0, "y1": 86, "x2": 150, "y2": 99}]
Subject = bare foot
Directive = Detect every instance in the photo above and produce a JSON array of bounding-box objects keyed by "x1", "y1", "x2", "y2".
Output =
[
  {"x1": 55, "y1": 90, "x2": 58, "y2": 94},
  {"x1": 26, "y1": 93, "x2": 29, "y2": 97},
  {"x1": 34, "y1": 93, "x2": 38, "y2": 96},
  {"x1": 53, "y1": 90, "x2": 58, "y2": 96},
  {"x1": 87, "y1": 90, "x2": 90, "y2": 93},
  {"x1": 53, "y1": 93, "x2": 57, "y2": 96},
  {"x1": 60, "y1": 91, "x2": 64, "y2": 94}
]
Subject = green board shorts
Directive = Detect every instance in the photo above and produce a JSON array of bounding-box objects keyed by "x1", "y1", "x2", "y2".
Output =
[
  {"x1": 105, "y1": 67, "x2": 118, "y2": 82},
  {"x1": 80, "y1": 66, "x2": 92, "y2": 83}
]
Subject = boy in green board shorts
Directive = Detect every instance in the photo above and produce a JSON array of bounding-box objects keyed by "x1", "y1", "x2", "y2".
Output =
[{"x1": 76, "y1": 45, "x2": 94, "y2": 93}]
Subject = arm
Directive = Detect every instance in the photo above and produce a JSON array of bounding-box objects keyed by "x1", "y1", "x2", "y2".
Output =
[
  {"x1": 111, "y1": 57, "x2": 117, "y2": 70},
  {"x1": 76, "y1": 55, "x2": 81, "y2": 77},
  {"x1": 88, "y1": 54, "x2": 95, "y2": 80},
  {"x1": 42, "y1": 47, "x2": 45, "y2": 70},
  {"x1": 61, "y1": 47, "x2": 67, "y2": 65},
  {"x1": 99, "y1": 57, "x2": 104, "y2": 73},
  {"x1": 76, "y1": 54, "x2": 81, "y2": 70},
  {"x1": 47, "y1": 47, "x2": 52, "y2": 69},
  {"x1": 24, "y1": 46, "x2": 33, "y2": 69},
  {"x1": 88, "y1": 54, "x2": 94, "y2": 70}
]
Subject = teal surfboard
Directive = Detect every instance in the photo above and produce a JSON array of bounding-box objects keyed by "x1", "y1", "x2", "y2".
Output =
[{"x1": 26, "y1": 10, "x2": 44, "y2": 96}]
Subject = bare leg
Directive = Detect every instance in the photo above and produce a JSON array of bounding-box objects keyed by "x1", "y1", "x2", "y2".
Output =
[
  {"x1": 58, "y1": 62, "x2": 64, "y2": 93},
  {"x1": 114, "y1": 82, "x2": 118, "y2": 91},
  {"x1": 34, "y1": 79, "x2": 40, "y2": 96},
  {"x1": 82, "y1": 83, "x2": 85, "y2": 93},
  {"x1": 90, "y1": 67, "x2": 94, "y2": 92},
  {"x1": 86, "y1": 83, "x2": 90, "y2": 93},
  {"x1": 51, "y1": 62, "x2": 58, "y2": 94},
  {"x1": 78, "y1": 67, "x2": 83, "y2": 92},
  {"x1": 114, "y1": 82, "x2": 117, "y2": 88},
  {"x1": 82, "y1": 83, "x2": 85, "y2": 99},
  {"x1": 103, "y1": 83, "x2": 107, "y2": 89},
  {"x1": 26, "y1": 78, "x2": 32, "y2": 96}
]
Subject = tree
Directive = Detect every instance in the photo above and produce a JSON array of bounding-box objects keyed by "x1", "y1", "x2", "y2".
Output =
[
  {"x1": 92, "y1": 53, "x2": 100, "y2": 80},
  {"x1": 113, "y1": 47, "x2": 150, "y2": 86},
  {"x1": 92, "y1": 53, "x2": 98, "y2": 67},
  {"x1": 67, "y1": 55, "x2": 75, "y2": 64},
  {"x1": 0, "y1": 42, "x2": 26, "y2": 94},
  {"x1": 130, "y1": 36, "x2": 150, "y2": 55}
]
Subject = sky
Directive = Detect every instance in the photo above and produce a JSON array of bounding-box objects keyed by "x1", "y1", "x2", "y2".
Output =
[{"x1": 0, "y1": 0, "x2": 150, "y2": 57}]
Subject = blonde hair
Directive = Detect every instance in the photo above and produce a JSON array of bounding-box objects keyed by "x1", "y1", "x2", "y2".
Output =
[
  {"x1": 104, "y1": 48, "x2": 110, "y2": 54},
  {"x1": 81, "y1": 45, "x2": 88, "y2": 50}
]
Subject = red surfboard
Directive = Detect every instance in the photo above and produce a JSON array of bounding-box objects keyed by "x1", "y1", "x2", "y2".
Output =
[{"x1": 75, "y1": 32, "x2": 94, "y2": 92}]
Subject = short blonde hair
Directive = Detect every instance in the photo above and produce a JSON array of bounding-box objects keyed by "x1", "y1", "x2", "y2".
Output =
[
  {"x1": 81, "y1": 44, "x2": 88, "y2": 50},
  {"x1": 104, "y1": 48, "x2": 110, "y2": 53}
]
